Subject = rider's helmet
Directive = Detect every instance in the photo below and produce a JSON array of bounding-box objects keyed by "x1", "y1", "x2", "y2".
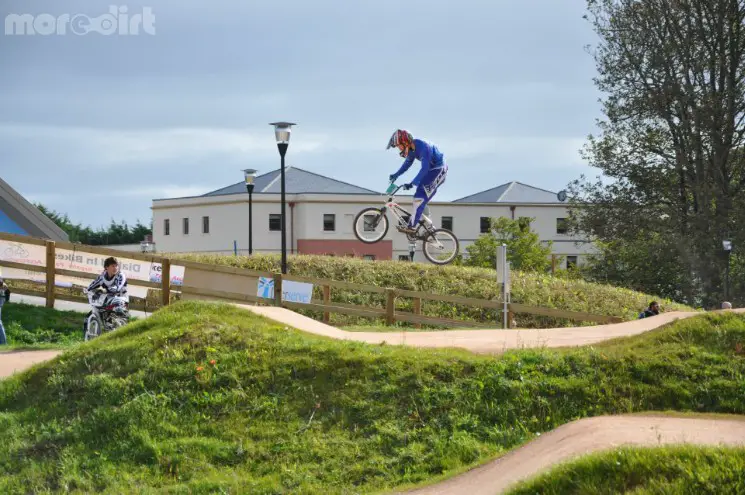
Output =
[{"x1": 386, "y1": 129, "x2": 414, "y2": 157}]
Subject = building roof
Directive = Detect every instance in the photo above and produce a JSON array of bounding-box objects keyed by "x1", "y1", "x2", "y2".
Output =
[
  {"x1": 202, "y1": 166, "x2": 380, "y2": 197},
  {"x1": 453, "y1": 181, "x2": 564, "y2": 204},
  {"x1": 0, "y1": 177, "x2": 70, "y2": 241}
]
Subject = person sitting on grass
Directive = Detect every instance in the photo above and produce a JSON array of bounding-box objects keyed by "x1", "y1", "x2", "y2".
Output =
[{"x1": 638, "y1": 301, "x2": 661, "y2": 319}]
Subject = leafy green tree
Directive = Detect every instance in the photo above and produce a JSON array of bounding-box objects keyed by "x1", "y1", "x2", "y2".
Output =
[
  {"x1": 35, "y1": 203, "x2": 152, "y2": 246},
  {"x1": 464, "y1": 217, "x2": 552, "y2": 272},
  {"x1": 568, "y1": 0, "x2": 745, "y2": 307}
]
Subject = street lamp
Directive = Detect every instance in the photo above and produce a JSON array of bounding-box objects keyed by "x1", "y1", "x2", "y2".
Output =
[
  {"x1": 269, "y1": 121, "x2": 296, "y2": 274},
  {"x1": 243, "y1": 168, "x2": 258, "y2": 255},
  {"x1": 723, "y1": 239, "x2": 732, "y2": 301}
]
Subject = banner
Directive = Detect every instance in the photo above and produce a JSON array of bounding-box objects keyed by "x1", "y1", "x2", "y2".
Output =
[
  {"x1": 0, "y1": 240, "x2": 46, "y2": 267},
  {"x1": 0, "y1": 239, "x2": 184, "y2": 296},
  {"x1": 257, "y1": 277, "x2": 313, "y2": 304}
]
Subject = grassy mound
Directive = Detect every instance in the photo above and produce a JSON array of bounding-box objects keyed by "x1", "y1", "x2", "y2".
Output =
[
  {"x1": 505, "y1": 445, "x2": 745, "y2": 494},
  {"x1": 0, "y1": 302, "x2": 742, "y2": 494},
  {"x1": 1, "y1": 302, "x2": 83, "y2": 348},
  {"x1": 168, "y1": 253, "x2": 694, "y2": 328}
]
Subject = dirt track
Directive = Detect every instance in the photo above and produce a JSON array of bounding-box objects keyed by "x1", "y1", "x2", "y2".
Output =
[
  {"x1": 396, "y1": 414, "x2": 745, "y2": 494},
  {"x1": 0, "y1": 350, "x2": 62, "y2": 379},
  {"x1": 240, "y1": 305, "x2": 745, "y2": 354}
]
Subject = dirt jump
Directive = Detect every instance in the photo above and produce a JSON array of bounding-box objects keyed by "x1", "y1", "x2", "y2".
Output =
[{"x1": 3, "y1": 304, "x2": 744, "y2": 494}]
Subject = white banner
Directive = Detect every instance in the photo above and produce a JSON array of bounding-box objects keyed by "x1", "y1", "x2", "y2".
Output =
[
  {"x1": 0, "y1": 240, "x2": 46, "y2": 267},
  {"x1": 0, "y1": 239, "x2": 184, "y2": 296},
  {"x1": 257, "y1": 277, "x2": 313, "y2": 304}
]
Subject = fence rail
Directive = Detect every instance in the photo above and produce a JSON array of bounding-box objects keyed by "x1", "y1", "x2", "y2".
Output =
[{"x1": 0, "y1": 232, "x2": 624, "y2": 328}]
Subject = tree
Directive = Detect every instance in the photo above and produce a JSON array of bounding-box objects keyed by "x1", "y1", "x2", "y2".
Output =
[
  {"x1": 568, "y1": 0, "x2": 745, "y2": 307},
  {"x1": 464, "y1": 217, "x2": 553, "y2": 272},
  {"x1": 35, "y1": 203, "x2": 152, "y2": 246}
]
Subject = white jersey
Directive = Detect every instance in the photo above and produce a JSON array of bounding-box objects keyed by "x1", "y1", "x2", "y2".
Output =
[{"x1": 87, "y1": 270, "x2": 129, "y2": 301}]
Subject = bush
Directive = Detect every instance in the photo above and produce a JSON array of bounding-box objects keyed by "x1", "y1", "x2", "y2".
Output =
[{"x1": 165, "y1": 252, "x2": 694, "y2": 328}]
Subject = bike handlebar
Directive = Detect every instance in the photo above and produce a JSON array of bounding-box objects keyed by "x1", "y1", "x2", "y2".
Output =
[{"x1": 385, "y1": 182, "x2": 404, "y2": 196}]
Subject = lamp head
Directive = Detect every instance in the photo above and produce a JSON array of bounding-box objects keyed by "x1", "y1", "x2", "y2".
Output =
[
  {"x1": 269, "y1": 122, "x2": 296, "y2": 144},
  {"x1": 243, "y1": 168, "x2": 257, "y2": 193}
]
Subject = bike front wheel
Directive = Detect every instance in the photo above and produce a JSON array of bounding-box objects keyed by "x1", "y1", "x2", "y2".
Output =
[
  {"x1": 83, "y1": 312, "x2": 103, "y2": 341},
  {"x1": 422, "y1": 228, "x2": 459, "y2": 265},
  {"x1": 353, "y1": 207, "x2": 389, "y2": 244}
]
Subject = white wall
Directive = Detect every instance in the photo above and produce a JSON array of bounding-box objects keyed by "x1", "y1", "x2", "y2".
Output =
[{"x1": 151, "y1": 193, "x2": 595, "y2": 266}]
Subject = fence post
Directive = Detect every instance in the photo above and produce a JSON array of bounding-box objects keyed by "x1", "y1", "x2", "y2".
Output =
[
  {"x1": 273, "y1": 273, "x2": 283, "y2": 306},
  {"x1": 323, "y1": 284, "x2": 331, "y2": 323},
  {"x1": 551, "y1": 254, "x2": 557, "y2": 274},
  {"x1": 385, "y1": 288, "x2": 395, "y2": 325},
  {"x1": 161, "y1": 258, "x2": 171, "y2": 307},
  {"x1": 413, "y1": 297, "x2": 422, "y2": 329},
  {"x1": 45, "y1": 241, "x2": 56, "y2": 308}
]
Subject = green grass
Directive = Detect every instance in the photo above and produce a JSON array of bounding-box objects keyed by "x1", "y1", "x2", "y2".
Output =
[
  {"x1": 0, "y1": 301, "x2": 743, "y2": 494},
  {"x1": 504, "y1": 445, "x2": 745, "y2": 494},
  {"x1": 167, "y1": 252, "x2": 695, "y2": 328},
  {"x1": 1, "y1": 301, "x2": 84, "y2": 349}
]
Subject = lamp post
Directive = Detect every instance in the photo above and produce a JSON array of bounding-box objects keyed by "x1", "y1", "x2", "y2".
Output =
[
  {"x1": 723, "y1": 239, "x2": 732, "y2": 302},
  {"x1": 243, "y1": 168, "x2": 257, "y2": 255},
  {"x1": 270, "y1": 121, "x2": 296, "y2": 274}
]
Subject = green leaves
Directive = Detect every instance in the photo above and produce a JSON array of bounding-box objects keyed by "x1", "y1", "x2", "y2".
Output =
[{"x1": 462, "y1": 217, "x2": 553, "y2": 272}]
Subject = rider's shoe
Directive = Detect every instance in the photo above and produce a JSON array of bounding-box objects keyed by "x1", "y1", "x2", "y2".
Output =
[{"x1": 396, "y1": 225, "x2": 417, "y2": 235}]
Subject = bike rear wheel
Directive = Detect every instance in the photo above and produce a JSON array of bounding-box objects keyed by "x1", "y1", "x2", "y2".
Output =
[
  {"x1": 353, "y1": 207, "x2": 389, "y2": 244},
  {"x1": 422, "y1": 228, "x2": 459, "y2": 265}
]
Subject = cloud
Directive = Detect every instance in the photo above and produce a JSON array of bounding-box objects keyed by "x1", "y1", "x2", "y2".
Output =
[
  {"x1": 0, "y1": 0, "x2": 604, "y2": 228},
  {"x1": 0, "y1": 123, "x2": 326, "y2": 166}
]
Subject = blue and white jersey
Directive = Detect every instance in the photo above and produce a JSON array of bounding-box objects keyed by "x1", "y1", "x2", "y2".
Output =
[{"x1": 87, "y1": 270, "x2": 128, "y2": 299}]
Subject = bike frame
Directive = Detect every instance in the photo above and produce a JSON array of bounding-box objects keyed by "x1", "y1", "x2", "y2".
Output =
[{"x1": 379, "y1": 184, "x2": 434, "y2": 233}]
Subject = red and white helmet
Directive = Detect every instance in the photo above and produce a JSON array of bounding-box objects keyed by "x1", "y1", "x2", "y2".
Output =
[{"x1": 386, "y1": 129, "x2": 414, "y2": 157}]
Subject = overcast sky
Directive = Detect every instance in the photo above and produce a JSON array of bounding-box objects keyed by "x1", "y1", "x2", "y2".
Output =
[{"x1": 1, "y1": 0, "x2": 602, "y2": 229}]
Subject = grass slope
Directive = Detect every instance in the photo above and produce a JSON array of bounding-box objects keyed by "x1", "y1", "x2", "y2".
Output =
[
  {"x1": 169, "y1": 253, "x2": 694, "y2": 328},
  {"x1": 0, "y1": 302, "x2": 742, "y2": 494},
  {"x1": 1, "y1": 301, "x2": 83, "y2": 348},
  {"x1": 505, "y1": 445, "x2": 745, "y2": 494}
]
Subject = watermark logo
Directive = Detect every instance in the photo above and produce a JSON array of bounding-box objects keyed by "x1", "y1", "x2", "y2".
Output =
[{"x1": 5, "y1": 5, "x2": 155, "y2": 36}]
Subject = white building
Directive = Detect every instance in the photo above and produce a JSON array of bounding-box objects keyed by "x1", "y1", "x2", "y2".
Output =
[{"x1": 150, "y1": 167, "x2": 594, "y2": 267}]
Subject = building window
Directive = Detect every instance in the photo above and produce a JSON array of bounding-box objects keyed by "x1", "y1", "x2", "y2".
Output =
[
  {"x1": 363, "y1": 214, "x2": 377, "y2": 232},
  {"x1": 202, "y1": 216, "x2": 210, "y2": 234},
  {"x1": 363, "y1": 254, "x2": 376, "y2": 261},
  {"x1": 182, "y1": 218, "x2": 189, "y2": 235},
  {"x1": 480, "y1": 217, "x2": 491, "y2": 233},
  {"x1": 269, "y1": 214, "x2": 281, "y2": 231},
  {"x1": 398, "y1": 255, "x2": 411, "y2": 261},
  {"x1": 556, "y1": 218, "x2": 568, "y2": 234},
  {"x1": 566, "y1": 255, "x2": 578, "y2": 269},
  {"x1": 441, "y1": 216, "x2": 453, "y2": 231},
  {"x1": 164, "y1": 219, "x2": 170, "y2": 236},
  {"x1": 323, "y1": 213, "x2": 336, "y2": 231}
]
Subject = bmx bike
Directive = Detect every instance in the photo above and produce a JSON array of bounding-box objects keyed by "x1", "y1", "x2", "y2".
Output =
[{"x1": 352, "y1": 182, "x2": 460, "y2": 265}]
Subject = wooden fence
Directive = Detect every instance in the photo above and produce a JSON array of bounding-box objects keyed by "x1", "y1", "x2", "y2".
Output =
[{"x1": 0, "y1": 232, "x2": 623, "y2": 328}]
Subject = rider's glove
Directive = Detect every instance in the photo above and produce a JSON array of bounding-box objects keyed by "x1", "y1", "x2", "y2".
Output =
[
  {"x1": 402, "y1": 183, "x2": 413, "y2": 190},
  {"x1": 388, "y1": 174, "x2": 398, "y2": 183}
]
